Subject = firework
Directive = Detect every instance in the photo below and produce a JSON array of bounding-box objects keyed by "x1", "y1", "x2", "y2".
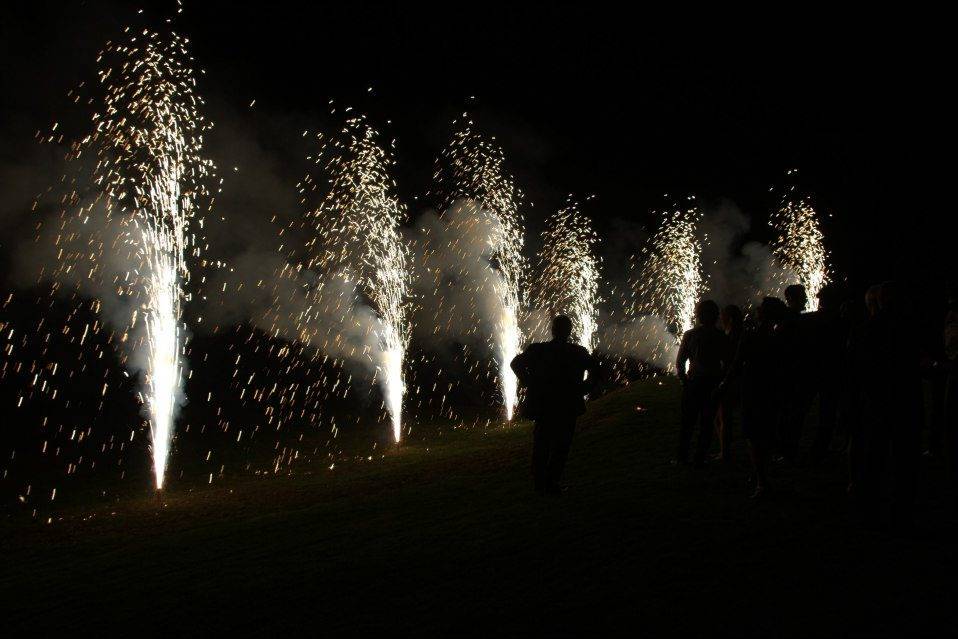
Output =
[
  {"x1": 47, "y1": 29, "x2": 214, "y2": 489},
  {"x1": 634, "y1": 197, "x2": 706, "y2": 338},
  {"x1": 771, "y1": 174, "x2": 829, "y2": 311},
  {"x1": 434, "y1": 119, "x2": 525, "y2": 420},
  {"x1": 301, "y1": 117, "x2": 410, "y2": 443},
  {"x1": 535, "y1": 197, "x2": 601, "y2": 351}
]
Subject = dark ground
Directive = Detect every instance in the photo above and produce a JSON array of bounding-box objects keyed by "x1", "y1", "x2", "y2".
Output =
[{"x1": 2, "y1": 377, "x2": 956, "y2": 636}]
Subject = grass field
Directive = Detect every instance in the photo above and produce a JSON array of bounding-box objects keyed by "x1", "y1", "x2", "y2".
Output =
[{"x1": 2, "y1": 377, "x2": 956, "y2": 636}]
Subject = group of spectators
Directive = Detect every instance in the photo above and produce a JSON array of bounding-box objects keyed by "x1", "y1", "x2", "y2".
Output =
[{"x1": 676, "y1": 282, "x2": 958, "y2": 528}]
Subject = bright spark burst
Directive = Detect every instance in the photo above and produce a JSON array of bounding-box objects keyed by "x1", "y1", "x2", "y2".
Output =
[
  {"x1": 435, "y1": 119, "x2": 525, "y2": 420},
  {"x1": 536, "y1": 197, "x2": 601, "y2": 351},
  {"x1": 771, "y1": 176, "x2": 829, "y2": 312},
  {"x1": 635, "y1": 197, "x2": 705, "y2": 337},
  {"x1": 303, "y1": 117, "x2": 410, "y2": 442},
  {"x1": 78, "y1": 30, "x2": 212, "y2": 489}
]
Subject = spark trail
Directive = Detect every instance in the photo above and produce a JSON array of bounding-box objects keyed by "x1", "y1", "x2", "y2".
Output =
[
  {"x1": 434, "y1": 119, "x2": 525, "y2": 420},
  {"x1": 302, "y1": 117, "x2": 410, "y2": 443},
  {"x1": 771, "y1": 174, "x2": 829, "y2": 311},
  {"x1": 536, "y1": 198, "x2": 601, "y2": 351}
]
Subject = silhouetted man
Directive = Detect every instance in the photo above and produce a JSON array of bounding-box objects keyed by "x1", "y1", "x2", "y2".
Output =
[
  {"x1": 676, "y1": 300, "x2": 730, "y2": 467},
  {"x1": 511, "y1": 315, "x2": 598, "y2": 495},
  {"x1": 779, "y1": 283, "x2": 815, "y2": 461},
  {"x1": 859, "y1": 281, "x2": 922, "y2": 528},
  {"x1": 722, "y1": 297, "x2": 786, "y2": 498},
  {"x1": 808, "y1": 284, "x2": 846, "y2": 463}
]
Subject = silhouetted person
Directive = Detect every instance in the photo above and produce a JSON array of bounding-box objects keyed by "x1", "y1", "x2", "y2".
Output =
[
  {"x1": 715, "y1": 304, "x2": 744, "y2": 463},
  {"x1": 859, "y1": 281, "x2": 922, "y2": 528},
  {"x1": 723, "y1": 297, "x2": 786, "y2": 498},
  {"x1": 511, "y1": 315, "x2": 598, "y2": 495},
  {"x1": 943, "y1": 290, "x2": 958, "y2": 512},
  {"x1": 808, "y1": 284, "x2": 846, "y2": 463},
  {"x1": 842, "y1": 294, "x2": 870, "y2": 498},
  {"x1": 676, "y1": 300, "x2": 729, "y2": 468},
  {"x1": 778, "y1": 283, "x2": 815, "y2": 462}
]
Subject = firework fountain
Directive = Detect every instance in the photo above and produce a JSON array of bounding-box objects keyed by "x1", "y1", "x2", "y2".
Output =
[
  {"x1": 434, "y1": 120, "x2": 525, "y2": 420},
  {"x1": 635, "y1": 197, "x2": 706, "y2": 337},
  {"x1": 622, "y1": 197, "x2": 706, "y2": 373},
  {"x1": 771, "y1": 174, "x2": 830, "y2": 311},
  {"x1": 57, "y1": 30, "x2": 214, "y2": 489},
  {"x1": 302, "y1": 117, "x2": 410, "y2": 443},
  {"x1": 536, "y1": 198, "x2": 601, "y2": 351}
]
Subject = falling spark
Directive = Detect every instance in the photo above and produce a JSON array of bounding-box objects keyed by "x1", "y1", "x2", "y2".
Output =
[
  {"x1": 303, "y1": 117, "x2": 410, "y2": 442},
  {"x1": 536, "y1": 198, "x2": 601, "y2": 351},
  {"x1": 434, "y1": 120, "x2": 525, "y2": 420},
  {"x1": 771, "y1": 175, "x2": 829, "y2": 311}
]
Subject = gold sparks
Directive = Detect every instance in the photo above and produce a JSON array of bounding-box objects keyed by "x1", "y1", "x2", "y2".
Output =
[
  {"x1": 433, "y1": 118, "x2": 526, "y2": 420},
  {"x1": 771, "y1": 176, "x2": 829, "y2": 311},
  {"x1": 634, "y1": 197, "x2": 705, "y2": 338},
  {"x1": 535, "y1": 197, "x2": 601, "y2": 351},
  {"x1": 302, "y1": 116, "x2": 411, "y2": 443}
]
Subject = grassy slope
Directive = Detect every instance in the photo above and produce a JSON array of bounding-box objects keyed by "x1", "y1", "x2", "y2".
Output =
[{"x1": 2, "y1": 378, "x2": 956, "y2": 636}]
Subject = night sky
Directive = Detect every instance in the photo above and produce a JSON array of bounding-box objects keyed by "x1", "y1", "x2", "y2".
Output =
[{"x1": 1, "y1": 2, "x2": 948, "y2": 296}]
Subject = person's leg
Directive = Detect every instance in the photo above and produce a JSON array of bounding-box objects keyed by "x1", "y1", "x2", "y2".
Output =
[
  {"x1": 714, "y1": 403, "x2": 727, "y2": 461},
  {"x1": 782, "y1": 383, "x2": 814, "y2": 462},
  {"x1": 547, "y1": 416, "x2": 577, "y2": 490},
  {"x1": 811, "y1": 382, "x2": 838, "y2": 462},
  {"x1": 694, "y1": 380, "x2": 719, "y2": 467},
  {"x1": 891, "y1": 400, "x2": 920, "y2": 529},
  {"x1": 678, "y1": 382, "x2": 699, "y2": 464},
  {"x1": 862, "y1": 412, "x2": 891, "y2": 525},
  {"x1": 929, "y1": 372, "x2": 945, "y2": 457},
  {"x1": 946, "y1": 370, "x2": 958, "y2": 512},
  {"x1": 532, "y1": 420, "x2": 551, "y2": 493}
]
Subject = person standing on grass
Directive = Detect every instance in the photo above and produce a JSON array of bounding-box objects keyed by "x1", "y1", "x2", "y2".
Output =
[
  {"x1": 715, "y1": 304, "x2": 744, "y2": 464},
  {"x1": 511, "y1": 315, "x2": 598, "y2": 495},
  {"x1": 721, "y1": 297, "x2": 786, "y2": 498},
  {"x1": 676, "y1": 300, "x2": 730, "y2": 468}
]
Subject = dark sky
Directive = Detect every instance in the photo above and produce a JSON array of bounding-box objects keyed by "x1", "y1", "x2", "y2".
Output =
[{"x1": 1, "y1": 1, "x2": 948, "y2": 295}]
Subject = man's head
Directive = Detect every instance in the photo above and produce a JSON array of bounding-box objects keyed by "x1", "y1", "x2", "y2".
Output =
[
  {"x1": 784, "y1": 284, "x2": 807, "y2": 311},
  {"x1": 695, "y1": 300, "x2": 720, "y2": 327},
  {"x1": 552, "y1": 315, "x2": 573, "y2": 341},
  {"x1": 758, "y1": 296, "x2": 786, "y2": 326}
]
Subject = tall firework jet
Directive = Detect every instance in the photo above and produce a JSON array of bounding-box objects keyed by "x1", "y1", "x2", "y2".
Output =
[
  {"x1": 536, "y1": 197, "x2": 601, "y2": 351},
  {"x1": 634, "y1": 197, "x2": 706, "y2": 338},
  {"x1": 771, "y1": 173, "x2": 829, "y2": 311},
  {"x1": 69, "y1": 30, "x2": 213, "y2": 489},
  {"x1": 434, "y1": 119, "x2": 525, "y2": 420},
  {"x1": 304, "y1": 117, "x2": 410, "y2": 442}
]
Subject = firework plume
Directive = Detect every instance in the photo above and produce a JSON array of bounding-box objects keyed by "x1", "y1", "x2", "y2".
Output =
[{"x1": 535, "y1": 197, "x2": 601, "y2": 351}]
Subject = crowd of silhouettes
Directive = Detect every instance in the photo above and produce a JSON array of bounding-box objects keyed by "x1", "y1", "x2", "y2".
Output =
[{"x1": 676, "y1": 281, "x2": 958, "y2": 529}]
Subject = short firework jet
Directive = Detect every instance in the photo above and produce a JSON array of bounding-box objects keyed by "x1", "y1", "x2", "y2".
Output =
[
  {"x1": 634, "y1": 197, "x2": 706, "y2": 337},
  {"x1": 44, "y1": 29, "x2": 213, "y2": 489},
  {"x1": 535, "y1": 197, "x2": 601, "y2": 351},
  {"x1": 771, "y1": 173, "x2": 830, "y2": 311},
  {"x1": 302, "y1": 116, "x2": 411, "y2": 443},
  {"x1": 434, "y1": 118, "x2": 526, "y2": 421}
]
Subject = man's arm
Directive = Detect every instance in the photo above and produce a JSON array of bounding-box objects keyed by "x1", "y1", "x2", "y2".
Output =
[{"x1": 511, "y1": 350, "x2": 531, "y2": 384}]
